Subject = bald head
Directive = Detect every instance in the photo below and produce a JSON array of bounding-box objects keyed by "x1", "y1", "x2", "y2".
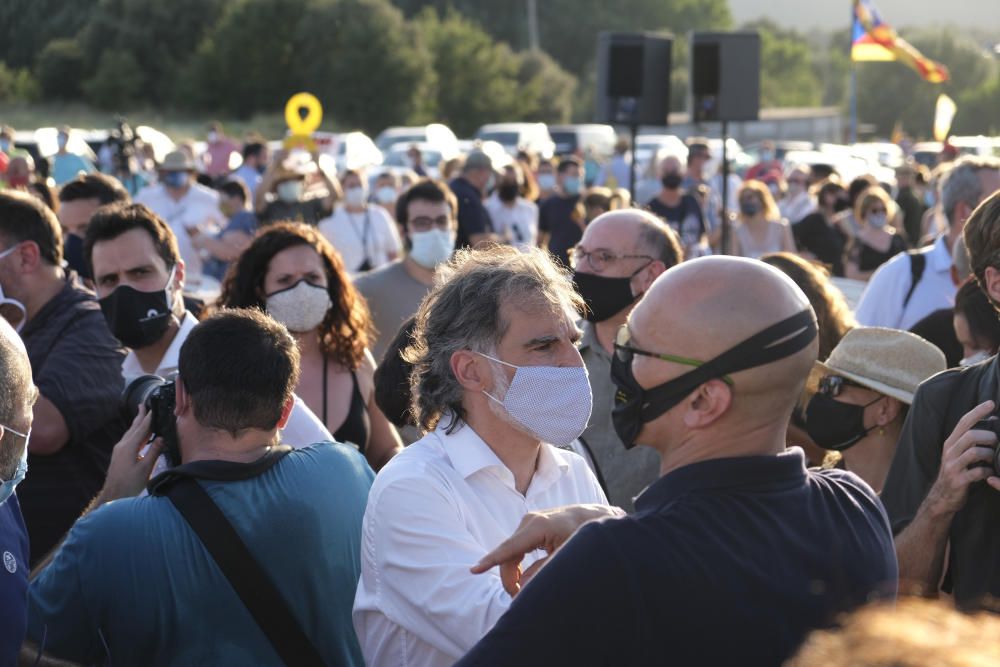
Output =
[
  {"x1": 627, "y1": 257, "x2": 817, "y2": 452},
  {"x1": 581, "y1": 210, "x2": 683, "y2": 273},
  {"x1": 0, "y1": 317, "x2": 35, "y2": 480}
]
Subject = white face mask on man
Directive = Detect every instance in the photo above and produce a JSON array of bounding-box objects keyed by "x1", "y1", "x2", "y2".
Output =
[
  {"x1": 344, "y1": 186, "x2": 367, "y2": 208},
  {"x1": 479, "y1": 352, "x2": 592, "y2": 447},
  {"x1": 409, "y1": 229, "x2": 455, "y2": 269}
]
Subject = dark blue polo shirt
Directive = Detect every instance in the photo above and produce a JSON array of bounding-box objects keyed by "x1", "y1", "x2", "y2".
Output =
[
  {"x1": 538, "y1": 194, "x2": 581, "y2": 266},
  {"x1": 0, "y1": 495, "x2": 29, "y2": 667},
  {"x1": 456, "y1": 448, "x2": 897, "y2": 667},
  {"x1": 449, "y1": 177, "x2": 493, "y2": 249}
]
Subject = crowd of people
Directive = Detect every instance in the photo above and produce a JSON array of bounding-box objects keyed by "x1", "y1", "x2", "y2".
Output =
[{"x1": 0, "y1": 120, "x2": 999, "y2": 666}]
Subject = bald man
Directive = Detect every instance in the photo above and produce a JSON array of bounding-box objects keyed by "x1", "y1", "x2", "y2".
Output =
[
  {"x1": 457, "y1": 257, "x2": 898, "y2": 667},
  {"x1": 0, "y1": 317, "x2": 37, "y2": 665},
  {"x1": 571, "y1": 210, "x2": 682, "y2": 509}
]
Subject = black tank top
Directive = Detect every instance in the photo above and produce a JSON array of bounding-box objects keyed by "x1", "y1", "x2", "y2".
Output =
[{"x1": 322, "y1": 356, "x2": 371, "y2": 454}]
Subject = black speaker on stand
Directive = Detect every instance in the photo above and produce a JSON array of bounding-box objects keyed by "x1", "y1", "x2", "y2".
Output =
[
  {"x1": 595, "y1": 32, "x2": 673, "y2": 205},
  {"x1": 689, "y1": 31, "x2": 760, "y2": 255}
]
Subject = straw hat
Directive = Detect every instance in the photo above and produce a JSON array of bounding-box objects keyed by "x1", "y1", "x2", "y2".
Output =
[
  {"x1": 159, "y1": 150, "x2": 196, "y2": 172},
  {"x1": 813, "y1": 327, "x2": 946, "y2": 404}
]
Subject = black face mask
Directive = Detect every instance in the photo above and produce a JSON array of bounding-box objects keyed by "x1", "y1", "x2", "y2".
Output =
[
  {"x1": 661, "y1": 173, "x2": 683, "y2": 190},
  {"x1": 804, "y1": 392, "x2": 881, "y2": 451},
  {"x1": 63, "y1": 233, "x2": 91, "y2": 281},
  {"x1": 574, "y1": 269, "x2": 642, "y2": 323},
  {"x1": 611, "y1": 309, "x2": 817, "y2": 449},
  {"x1": 498, "y1": 183, "x2": 519, "y2": 202},
  {"x1": 99, "y1": 279, "x2": 174, "y2": 349}
]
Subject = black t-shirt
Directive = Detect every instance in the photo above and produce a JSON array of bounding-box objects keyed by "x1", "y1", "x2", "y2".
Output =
[
  {"x1": 855, "y1": 233, "x2": 907, "y2": 273},
  {"x1": 646, "y1": 194, "x2": 704, "y2": 248},
  {"x1": 909, "y1": 308, "x2": 962, "y2": 368},
  {"x1": 260, "y1": 196, "x2": 331, "y2": 226},
  {"x1": 449, "y1": 177, "x2": 493, "y2": 249},
  {"x1": 538, "y1": 194, "x2": 581, "y2": 266},
  {"x1": 19, "y1": 276, "x2": 127, "y2": 562},
  {"x1": 793, "y1": 212, "x2": 847, "y2": 277},
  {"x1": 457, "y1": 450, "x2": 897, "y2": 667},
  {"x1": 881, "y1": 356, "x2": 1000, "y2": 607}
]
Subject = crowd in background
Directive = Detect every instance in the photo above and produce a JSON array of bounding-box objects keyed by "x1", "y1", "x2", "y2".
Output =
[{"x1": 0, "y1": 118, "x2": 1000, "y2": 666}]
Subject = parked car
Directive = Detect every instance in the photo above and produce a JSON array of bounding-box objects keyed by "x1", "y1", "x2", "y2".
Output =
[
  {"x1": 374, "y1": 123, "x2": 459, "y2": 157},
  {"x1": 306, "y1": 131, "x2": 382, "y2": 172},
  {"x1": 548, "y1": 124, "x2": 616, "y2": 158},
  {"x1": 634, "y1": 134, "x2": 688, "y2": 174},
  {"x1": 474, "y1": 123, "x2": 555, "y2": 159},
  {"x1": 382, "y1": 142, "x2": 444, "y2": 178}
]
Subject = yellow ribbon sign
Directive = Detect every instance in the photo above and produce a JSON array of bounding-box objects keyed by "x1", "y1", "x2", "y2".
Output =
[{"x1": 283, "y1": 92, "x2": 323, "y2": 151}]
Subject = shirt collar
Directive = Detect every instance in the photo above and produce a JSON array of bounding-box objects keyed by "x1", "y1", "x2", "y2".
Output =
[
  {"x1": 123, "y1": 311, "x2": 197, "y2": 381},
  {"x1": 928, "y1": 235, "x2": 952, "y2": 272},
  {"x1": 147, "y1": 445, "x2": 292, "y2": 496},
  {"x1": 437, "y1": 417, "x2": 571, "y2": 488},
  {"x1": 634, "y1": 447, "x2": 808, "y2": 513}
]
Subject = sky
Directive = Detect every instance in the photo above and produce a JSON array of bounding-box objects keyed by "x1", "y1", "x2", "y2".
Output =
[{"x1": 729, "y1": 0, "x2": 999, "y2": 32}]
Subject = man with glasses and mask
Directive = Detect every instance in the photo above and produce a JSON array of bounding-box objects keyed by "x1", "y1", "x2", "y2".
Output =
[
  {"x1": 353, "y1": 246, "x2": 609, "y2": 667},
  {"x1": 457, "y1": 256, "x2": 897, "y2": 667},
  {"x1": 355, "y1": 179, "x2": 458, "y2": 362},
  {"x1": 85, "y1": 203, "x2": 330, "y2": 452},
  {"x1": 570, "y1": 209, "x2": 682, "y2": 509},
  {"x1": 0, "y1": 192, "x2": 126, "y2": 564},
  {"x1": 0, "y1": 317, "x2": 38, "y2": 665}
]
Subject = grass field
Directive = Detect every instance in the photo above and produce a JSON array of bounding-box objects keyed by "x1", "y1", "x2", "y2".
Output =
[{"x1": 0, "y1": 103, "x2": 298, "y2": 142}]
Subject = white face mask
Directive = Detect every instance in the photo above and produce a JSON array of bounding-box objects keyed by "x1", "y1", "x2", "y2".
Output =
[
  {"x1": 344, "y1": 186, "x2": 367, "y2": 208},
  {"x1": 867, "y1": 213, "x2": 888, "y2": 229},
  {"x1": 276, "y1": 180, "x2": 304, "y2": 203},
  {"x1": 0, "y1": 424, "x2": 28, "y2": 507},
  {"x1": 375, "y1": 186, "x2": 397, "y2": 205},
  {"x1": 265, "y1": 280, "x2": 331, "y2": 333},
  {"x1": 960, "y1": 350, "x2": 991, "y2": 367},
  {"x1": 409, "y1": 229, "x2": 454, "y2": 269},
  {"x1": 0, "y1": 245, "x2": 26, "y2": 333},
  {"x1": 479, "y1": 352, "x2": 593, "y2": 447}
]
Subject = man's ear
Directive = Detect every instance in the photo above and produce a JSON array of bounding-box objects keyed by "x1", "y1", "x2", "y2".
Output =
[
  {"x1": 682, "y1": 379, "x2": 733, "y2": 429},
  {"x1": 634, "y1": 260, "x2": 666, "y2": 295},
  {"x1": 984, "y1": 266, "x2": 1000, "y2": 306},
  {"x1": 174, "y1": 377, "x2": 190, "y2": 418},
  {"x1": 276, "y1": 396, "x2": 295, "y2": 430},
  {"x1": 451, "y1": 350, "x2": 492, "y2": 393}
]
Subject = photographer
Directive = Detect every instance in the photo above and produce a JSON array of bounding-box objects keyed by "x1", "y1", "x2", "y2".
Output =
[
  {"x1": 26, "y1": 309, "x2": 374, "y2": 665},
  {"x1": 882, "y1": 187, "x2": 1000, "y2": 607},
  {"x1": 85, "y1": 203, "x2": 331, "y2": 449}
]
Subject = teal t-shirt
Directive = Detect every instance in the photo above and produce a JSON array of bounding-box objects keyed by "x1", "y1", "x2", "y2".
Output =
[
  {"x1": 52, "y1": 153, "x2": 95, "y2": 186},
  {"x1": 27, "y1": 442, "x2": 373, "y2": 666}
]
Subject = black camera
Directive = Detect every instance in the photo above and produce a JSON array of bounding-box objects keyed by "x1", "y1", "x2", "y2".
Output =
[
  {"x1": 123, "y1": 374, "x2": 180, "y2": 467},
  {"x1": 971, "y1": 418, "x2": 1000, "y2": 475}
]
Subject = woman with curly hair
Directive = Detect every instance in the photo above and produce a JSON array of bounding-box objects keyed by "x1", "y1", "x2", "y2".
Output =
[{"x1": 218, "y1": 222, "x2": 402, "y2": 470}]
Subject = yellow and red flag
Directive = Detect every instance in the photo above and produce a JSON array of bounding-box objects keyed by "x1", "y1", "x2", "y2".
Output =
[{"x1": 852, "y1": 0, "x2": 949, "y2": 83}]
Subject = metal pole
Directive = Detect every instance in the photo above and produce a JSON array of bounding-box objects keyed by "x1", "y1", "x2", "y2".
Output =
[
  {"x1": 721, "y1": 120, "x2": 730, "y2": 255},
  {"x1": 850, "y1": 65, "x2": 858, "y2": 144},
  {"x1": 629, "y1": 123, "x2": 638, "y2": 207},
  {"x1": 527, "y1": 0, "x2": 540, "y2": 51}
]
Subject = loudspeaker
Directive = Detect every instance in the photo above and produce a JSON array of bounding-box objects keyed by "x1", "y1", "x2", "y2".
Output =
[
  {"x1": 689, "y1": 32, "x2": 760, "y2": 123},
  {"x1": 595, "y1": 32, "x2": 673, "y2": 126}
]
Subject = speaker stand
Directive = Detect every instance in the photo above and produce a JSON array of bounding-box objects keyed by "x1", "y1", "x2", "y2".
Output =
[
  {"x1": 628, "y1": 123, "x2": 638, "y2": 208},
  {"x1": 720, "y1": 120, "x2": 731, "y2": 255}
]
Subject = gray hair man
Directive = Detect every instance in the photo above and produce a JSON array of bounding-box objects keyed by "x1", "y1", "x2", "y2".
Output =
[
  {"x1": 854, "y1": 155, "x2": 1000, "y2": 330},
  {"x1": 570, "y1": 209, "x2": 683, "y2": 509},
  {"x1": 353, "y1": 246, "x2": 609, "y2": 667},
  {"x1": 0, "y1": 316, "x2": 37, "y2": 665}
]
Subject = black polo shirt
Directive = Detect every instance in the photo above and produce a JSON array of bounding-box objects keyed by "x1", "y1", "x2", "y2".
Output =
[
  {"x1": 456, "y1": 449, "x2": 897, "y2": 667},
  {"x1": 881, "y1": 356, "x2": 1000, "y2": 607},
  {"x1": 538, "y1": 194, "x2": 581, "y2": 266},
  {"x1": 18, "y1": 275, "x2": 127, "y2": 563},
  {"x1": 449, "y1": 177, "x2": 493, "y2": 249}
]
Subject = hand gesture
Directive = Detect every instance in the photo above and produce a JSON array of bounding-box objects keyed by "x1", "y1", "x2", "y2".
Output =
[
  {"x1": 97, "y1": 406, "x2": 164, "y2": 505},
  {"x1": 926, "y1": 400, "x2": 999, "y2": 517}
]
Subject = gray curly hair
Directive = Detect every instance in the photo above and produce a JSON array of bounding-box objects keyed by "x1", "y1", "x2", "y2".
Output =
[{"x1": 404, "y1": 245, "x2": 584, "y2": 433}]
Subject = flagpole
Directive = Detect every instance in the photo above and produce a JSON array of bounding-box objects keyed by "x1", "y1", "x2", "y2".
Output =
[{"x1": 850, "y1": 64, "x2": 857, "y2": 144}]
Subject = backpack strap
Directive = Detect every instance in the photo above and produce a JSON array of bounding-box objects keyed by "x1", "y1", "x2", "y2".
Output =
[{"x1": 903, "y1": 250, "x2": 927, "y2": 310}]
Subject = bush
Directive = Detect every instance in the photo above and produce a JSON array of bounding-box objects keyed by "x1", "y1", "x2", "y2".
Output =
[
  {"x1": 36, "y1": 38, "x2": 86, "y2": 100},
  {"x1": 0, "y1": 64, "x2": 41, "y2": 103},
  {"x1": 84, "y1": 50, "x2": 145, "y2": 109}
]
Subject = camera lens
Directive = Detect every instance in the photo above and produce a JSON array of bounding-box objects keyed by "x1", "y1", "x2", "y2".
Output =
[{"x1": 122, "y1": 374, "x2": 168, "y2": 417}]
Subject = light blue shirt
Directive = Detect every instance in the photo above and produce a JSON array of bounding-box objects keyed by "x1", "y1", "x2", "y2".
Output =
[
  {"x1": 52, "y1": 153, "x2": 95, "y2": 186},
  {"x1": 28, "y1": 443, "x2": 373, "y2": 666}
]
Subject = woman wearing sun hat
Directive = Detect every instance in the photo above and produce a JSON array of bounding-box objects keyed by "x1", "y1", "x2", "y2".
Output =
[{"x1": 803, "y1": 327, "x2": 946, "y2": 492}]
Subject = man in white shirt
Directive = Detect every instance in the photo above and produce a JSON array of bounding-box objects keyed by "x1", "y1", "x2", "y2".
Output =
[
  {"x1": 85, "y1": 203, "x2": 331, "y2": 451},
  {"x1": 134, "y1": 151, "x2": 224, "y2": 282},
  {"x1": 353, "y1": 246, "x2": 611, "y2": 667},
  {"x1": 854, "y1": 156, "x2": 1000, "y2": 330}
]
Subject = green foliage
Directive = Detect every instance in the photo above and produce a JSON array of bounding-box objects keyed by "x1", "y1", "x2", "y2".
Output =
[
  {"x1": 84, "y1": 50, "x2": 146, "y2": 109},
  {"x1": 0, "y1": 0, "x2": 97, "y2": 69},
  {"x1": 0, "y1": 64, "x2": 40, "y2": 103},
  {"x1": 514, "y1": 50, "x2": 577, "y2": 124},
  {"x1": 741, "y1": 19, "x2": 822, "y2": 108},
  {"x1": 36, "y1": 39, "x2": 86, "y2": 100}
]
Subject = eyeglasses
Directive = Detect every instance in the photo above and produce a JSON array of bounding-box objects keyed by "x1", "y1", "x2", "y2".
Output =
[
  {"x1": 409, "y1": 215, "x2": 452, "y2": 232},
  {"x1": 570, "y1": 247, "x2": 654, "y2": 272},
  {"x1": 817, "y1": 375, "x2": 863, "y2": 397},
  {"x1": 614, "y1": 325, "x2": 734, "y2": 386},
  {"x1": 867, "y1": 207, "x2": 888, "y2": 215}
]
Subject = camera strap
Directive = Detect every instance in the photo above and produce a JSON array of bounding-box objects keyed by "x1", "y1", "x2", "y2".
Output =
[{"x1": 161, "y1": 472, "x2": 329, "y2": 667}]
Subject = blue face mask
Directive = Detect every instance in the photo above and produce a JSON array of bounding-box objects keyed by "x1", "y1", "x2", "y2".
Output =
[
  {"x1": 162, "y1": 171, "x2": 189, "y2": 189},
  {"x1": 0, "y1": 425, "x2": 29, "y2": 507},
  {"x1": 563, "y1": 176, "x2": 581, "y2": 196}
]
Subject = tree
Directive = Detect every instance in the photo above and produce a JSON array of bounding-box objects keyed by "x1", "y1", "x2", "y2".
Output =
[
  {"x1": 741, "y1": 19, "x2": 822, "y2": 108},
  {"x1": 36, "y1": 39, "x2": 86, "y2": 100},
  {"x1": 514, "y1": 50, "x2": 577, "y2": 124},
  {"x1": 0, "y1": 0, "x2": 97, "y2": 69},
  {"x1": 83, "y1": 50, "x2": 145, "y2": 109}
]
